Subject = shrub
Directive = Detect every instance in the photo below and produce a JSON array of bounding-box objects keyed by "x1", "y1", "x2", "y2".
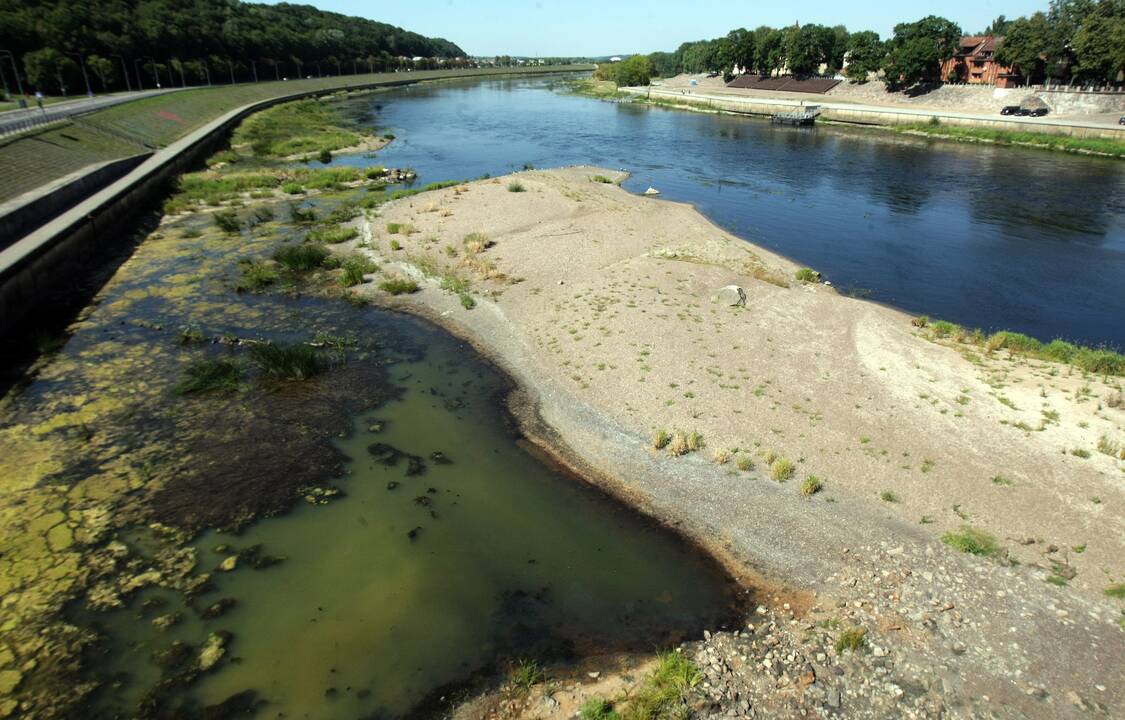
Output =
[
  {"x1": 379, "y1": 277, "x2": 420, "y2": 295},
  {"x1": 340, "y1": 257, "x2": 378, "y2": 287},
  {"x1": 1105, "y1": 584, "x2": 1125, "y2": 599},
  {"x1": 1096, "y1": 435, "x2": 1119, "y2": 456},
  {"x1": 174, "y1": 358, "x2": 241, "y2": 395},
  {"x1": 463, "y1": 232, "x2": 492, "y2": 253},
  {"x1": 735, "y1": 454, "x2": 754, "y2": 472},
  {"x1": 835, "y1": 627, "x2": 867, "y2": 654},
  {"x1": 941, "y1": 526, "x2": 1001, "y2": 557},
  {"x1": 318, "y1": 148, "x2": 332, "y2": 164},
  {"x1": 801, "y1": 475, "x2": 822, "y2": 496},
  {"x1": 880, "y1": 490, "x2": 899, "y2": 502},
  {"x1": 248, "y1": 342, "x2": 321, "y2": 380},
  {"x1": 668, "y1": 431, "x2": 690, "y2": 456},
  {"x1": 686, "y1": 431, "x2": 704, "y2": 452},
  {"x1": 386, "y1": 223, "x2": 402, "y2": 234},
  {"x1": 459, "y1": 293, "x2": 475, "y2": 309},
  {"x1": 274, "y1": 244, "x2": 329, "y2": 271},
  {"x1": 591, "y1": 175, "x2": 614, "y2": 184},
  {"x1": 580, "y1": 698, "x2": 619, "y2": 720},
  {"x1": 213, "y1": 210, "x2": 241, "y2": 233},
  {"x1": 712, "y1": 448, "x2": 730, "y2": 465},
  {"x1": 770, "y1": 457, "x2": 794, "y2": 481},
  {"x1": 389, "y1": 239, "x2": 402, "y2": 251},
  {"x1": 624, "y1": 651, "x2": 700, "y2": 720},
  {"x1": 507, "y1": 180, "x2": 526, "y2": 193},
  {"x1": 282, "y1": 181, "x2": 304, "y2": 194},
  {"x1": 795, "y1": 267, "x2": 820, "y2": 283},
  {"x1": 652, "y1": 428, "x2": 671, "y2": 450},
  {"x1": 364, "y1": 166, "x2": 386, "y2": 179}
]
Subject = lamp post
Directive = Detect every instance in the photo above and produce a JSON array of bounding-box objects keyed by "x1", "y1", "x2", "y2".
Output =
[
  {"x1": 66, "y1": 52, "x2": 94, "y2": 97},
  {"x1": 295, "y1": 59, "x2": 303, "y2": 78},
  {"x1": 110, "y1": 54, "x2": 131, "y2": 91},
  {"x1": 0, "y1": 50, "x2": 23, "y2": 98},
  {"x1": 201, "y1": 59, "x2": 211, "y2": 86},
  {"x1": 133, "y1": 58, "x2": 144, "y2": 89},
  {"x1": 314, "y1": 61, "x2": 321, "y2": 78},
  {"x1": 251, "y1": 60, "x2": 258, "y2": 83}
]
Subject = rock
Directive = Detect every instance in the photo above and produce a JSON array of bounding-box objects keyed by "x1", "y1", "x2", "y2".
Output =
[
  {"x1": 217, "y1": 556, "x2": 238, "y2": 572},
  {"x1": 199, "y1": 632, "x2": 230, "y2": 671},
  {"x1": 201, "y1": 598, "x2": 238, "y2": 620},
  {"x1": 711, "y1": 285, "x2": 747, "y2": 307},
  {"x1": 643, "y1": 187, "x2": 661, "y2": 196},
  {"x1": 0, "y1": 669, "x2": 22, "y2": 695}
]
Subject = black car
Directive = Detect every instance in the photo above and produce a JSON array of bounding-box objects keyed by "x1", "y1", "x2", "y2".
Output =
[
  {"x1": 1119, "y1": 116, "x2": 1125, "y2": 125},
  {"x1": 1027, "y1": 108, "x2": 1049, "y2": 117},
  {"x1": 1000, "y1": 105, "x2": 1021, "y2": 115}
]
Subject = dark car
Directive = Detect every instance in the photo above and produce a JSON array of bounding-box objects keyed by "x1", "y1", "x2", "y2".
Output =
[
  {"x1": 1119, "y1": 116, "x2": 1125, "y2": 125},
  {"x1": 1027, "y1": 108, "x2": 1049, "y2": 117},
  {"x1": 1000, "y1": 105, "x2": 1021, "y2": 115}
]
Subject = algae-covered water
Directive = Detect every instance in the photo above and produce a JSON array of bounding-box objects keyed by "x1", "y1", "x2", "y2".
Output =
[{"x1": 82, "y1": 319, "x2": 739, "y2": 718}]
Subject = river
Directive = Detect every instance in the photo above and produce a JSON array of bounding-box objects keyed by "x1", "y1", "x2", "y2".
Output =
[{"x1": 339, "y1": 75, "x2": 1125, "y2": 349}]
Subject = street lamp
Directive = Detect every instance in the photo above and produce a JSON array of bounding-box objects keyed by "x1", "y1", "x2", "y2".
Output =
[
  {"x1": 0, "y1": 49, "x2": 25, "y2": 97},
  {"x1": 133, "y1": 58, "x2": 145, "y2": 89},
  {"x1": 251, "y1": 60, "x2": 258, "y2": 83},
  {"x1": 66, "y1": 52, "x2": 94, "y2": 97},
  {"x1": 110, "y1": 54, "x2": 131, "y2": 91}
]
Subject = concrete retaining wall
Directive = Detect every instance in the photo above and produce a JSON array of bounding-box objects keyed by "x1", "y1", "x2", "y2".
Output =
[
  {"x1": 0, "y1": 153, "x2": 152, "y2": 251},
  {"x1": 0, "y1": 67, "x2": 589, "y2": 340}
]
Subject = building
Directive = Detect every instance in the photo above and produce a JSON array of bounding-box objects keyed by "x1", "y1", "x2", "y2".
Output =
[{"x1": 940, "y1": 36, "x2": 1022, "y2": 87}]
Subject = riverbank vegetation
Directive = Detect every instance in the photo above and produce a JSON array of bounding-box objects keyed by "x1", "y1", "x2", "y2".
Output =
[
  {"x1": 895, "y1": 123, "x2": 1125, "y2": 159},
  {"x1": 233, "y1": 98, "x2": 371, "y2": 158},
  {"x1": 914, "y1": 316, "x2": 1125, "y2": 376}
]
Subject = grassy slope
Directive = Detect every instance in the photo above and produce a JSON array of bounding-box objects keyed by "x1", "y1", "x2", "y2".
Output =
[{"x1": 0, "y1": 66, "x2": 591, "y2": 203}]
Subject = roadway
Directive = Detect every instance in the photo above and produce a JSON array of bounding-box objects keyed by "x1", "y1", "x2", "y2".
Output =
[{"x1": 0, "y1": 88, "x2": 183, "y2": 137}]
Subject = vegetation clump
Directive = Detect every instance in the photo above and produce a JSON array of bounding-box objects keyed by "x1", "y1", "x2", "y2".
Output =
[
  {"x1": 652, "y1": 428, "x2": 671, "y2": 450},
  {"x1": 340, "y1": 257, "x2": 379, "y2": 287},
  {"x1": 770, "y1": 456, "x2": 794, "y2": 481},
  {"x1": 248, "y1": 342, "x2": 321, "y2": 380},
  {"x1": 941, "y1": 526, "x2": 1001, "y2": 557},
  {"x1": 800, "y1": 475, "x2": 822, "y2": 496},
  {"x1": 835, "y1": 626, "x2": 868, "y2": 654},
  {"x1": 274, "y1": 243, "x2": 329, "y2": 271},
  {"x1": 236, "y1": 260, "x2": 279, "y2": 291},
  {"x1": 507, "y1": 180, "x2": 526, "y2": 192},
  {"x1": 308, "y1": 226, "x2": 358, "y2": 244},
  {"x1": 379, "y1": 277, "x2": 420, "y2": 295},
  {"x1": 213, "y1": 210, "x2": 241, "y2": 233},
  {"x1": 508, "y1": 659, "x2": 544, "y2": 691},
  {"x1": 795, "y1": 267, "x2": 821, "y2": 283},
  {"x1": 174, "y1": 358, "x2": 242, "y2": 395},
  {"x1": 735, "y1": 454, "x2": 754, "y2": 472}
]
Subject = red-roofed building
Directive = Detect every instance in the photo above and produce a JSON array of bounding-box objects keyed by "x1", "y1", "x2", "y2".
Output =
[{"x1": 941, "y1": 36, "x2": 1023, "y2": 87}]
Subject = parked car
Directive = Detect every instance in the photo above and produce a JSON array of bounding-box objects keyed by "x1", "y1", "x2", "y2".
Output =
[
  {"x1": 1000, "y1": 105, "x2": 1021, "y2": 115},
  {"x1": 1026, "y1": 108, "x2": 1049, "y2": 117},
  {"x1": 1119, "y1": 116, "x2": 1125, "y2": 125}
]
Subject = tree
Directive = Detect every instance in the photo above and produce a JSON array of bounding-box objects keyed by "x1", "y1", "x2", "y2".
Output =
[
  {"x1": 983, "y1": 15, "x2": 1013, "y2": 35},
  {"x1": 754, "y1": 28, "x2": 786, "y2": 76},
  {"x1": 996, "y1": 12, "x2": 1056, "y2": 84},
  {"x1": 883, "y1": 15, "x2": 962, "y2": 87},
  {"x1": 86, "y1": 54, "x2": 115, "y2": 90},
  {"x1": 603, "y1": 55, "x2": 654, "y2": 87},
  {"x1": 724, "y1": 28, "x2": 755, "y2": 74},
  {"x1": 1071, "y1": 9, "x2": 1125, "y2": 83},
  {"x1": 23, "y1": 48, "x2": 75, "y2": 94},
  {"x1": 785, "y1": 24, "x2": 824, "y2": 76},
  {"x1": 845, "y1": 31, "x2": 884, "y2": 81}
]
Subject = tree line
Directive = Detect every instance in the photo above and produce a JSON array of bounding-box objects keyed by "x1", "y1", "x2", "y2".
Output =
[
  {"x1": 0, "y1": 0, "x2": 466, "y2": 96},
  {"x1": 598, "y1": 0, "x2": 1124, "y2": 89}
]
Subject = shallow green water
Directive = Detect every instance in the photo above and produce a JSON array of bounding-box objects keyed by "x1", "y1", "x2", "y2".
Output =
[{"x1": 81, "y1": 317, "x2": 740, "y2": 718}]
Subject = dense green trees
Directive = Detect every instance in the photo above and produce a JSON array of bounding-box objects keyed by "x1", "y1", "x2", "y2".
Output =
[
  {"x1": 644, "y1": 1, "x2": 1123, "y2": 89},
  {"x1": 882, "y1": 16, "x2": 962, "y2": 87},
  {"x1": 0, "y1": 0, "x2": 465, "y2": 93},
  {"x1": 595, "y1": 55, "x2": 655, "y2": 87}
]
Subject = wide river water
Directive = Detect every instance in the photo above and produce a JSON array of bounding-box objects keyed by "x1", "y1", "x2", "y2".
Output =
[{"x1": 340, "y1": 75, "x2": 1125, "y2": 349}]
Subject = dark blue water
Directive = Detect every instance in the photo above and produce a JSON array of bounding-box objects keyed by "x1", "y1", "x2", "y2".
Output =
[{"x1": 338, "y1": 76, "x2": 1125, "y2": 349}]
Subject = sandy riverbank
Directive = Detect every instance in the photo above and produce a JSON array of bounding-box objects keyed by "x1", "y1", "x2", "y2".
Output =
[{"x1": 341, "y1": 167, "x2": 1124, "y2": 717}]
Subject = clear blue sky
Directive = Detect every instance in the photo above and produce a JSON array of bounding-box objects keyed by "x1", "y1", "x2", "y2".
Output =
[{"x1": 262, "y1": 0, "x2": 1048, "y2": 56}]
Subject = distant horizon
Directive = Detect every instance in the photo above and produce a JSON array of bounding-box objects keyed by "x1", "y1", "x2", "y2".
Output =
[{"x1": 254, "y1": 0, "x2": 1047, "y2": 57}]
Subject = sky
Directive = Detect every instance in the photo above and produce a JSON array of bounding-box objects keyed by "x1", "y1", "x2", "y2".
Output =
[{"x1": 264, "y1": 0, "x2": 1049, "y2": 57}]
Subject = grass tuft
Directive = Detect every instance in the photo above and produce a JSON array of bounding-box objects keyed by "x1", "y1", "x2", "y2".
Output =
[
  {"x1": 800, "y1": 475, "x2": 822, "y2": 496},
  {"x1": 580, "y1": 698, "x2": 619, "y2": 720},
  {"x1": 508, "y1": 659, "x2": 544, "y2": 691},
  {"x1": 652, "y1": 428, "x2": 671, "y2": 450},
  {"x1": 834, "y1": 627, "x2": 867, "y2": 654},
  {"x1": 795, "y1": 267, "x2": 820, "y2": 283},
  {"x1": 274, "y1": 244, "x2": 328, "y2": 271},
  {"x1": 507, "y1": 180, "x2": 526, "y2": 193},
  {"x1": 248, "y1": 343, "x2": 320, "y2": 380},
  {"x1": 941, "y1": 526, "x2": 1001, "y2": 557},
  {"x1": 213, "y1": 210, "x2": 241, "y2": 233},
  {"x1": 174, "y1": 358, "x2": 241, "y2": 395},
  {"x1": 379, "y1": 277, "x2": 420, "y2": 295},
  {"x1": 770, "y1": 457, "x2": 794, "y2": 481}
]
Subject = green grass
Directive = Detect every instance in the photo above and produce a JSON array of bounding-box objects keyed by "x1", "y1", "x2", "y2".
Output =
[
  {"x1": 378, "y1": 277, "x2": 420, "y2": 295},
  {"x1": 507, "y1": 180, "x2": 526, "y2": 192},
  {"x1": 307, "y1": 225, "x2": 358, "y2": 244},
  {"x1": 567, "y1": 78, "x2": 636, "y2": 101},
  {"x1": 918, "y1": 319, "x2": 1125, "y2": 376},
  {"x1": 795, "y1": 267, "x2": 820, "y2": 283},
  {"x1": 652, "y1": 428, "x2": 671, "y2": 450},
  {"x1": 591, "y1": 175, "x2": 615, "y2": 184},
  {"x1": 735, "y1": 454, "x2": 754, "y2": 472},
  {"x1": 941, "y1": 526, "x2": 1001, "y2": 557},
  {"x1": 459, "y1": 293, "x2": 476, "y2": 309},
  {"x1": 174, "y1": 358, "x2": 242, "y2": 395},
  {"x1": 508, "y1": 659, "x2": 544, "y2": 691},
  {"x1": 880, "y1": 490, "x2": 898, "y2": 502},
  {"x1": 1105, "y1": 584, "x2": 1125, "y2": 599},
  {"x1": 340, "y1": 256, "x2": 378, "y2": 287},
  {"x1": 991, "y1": 474, "x2": 1014, "y2": 486},
  {"x1": 213, "y1": 210, "x2": 241, "y2": 233},
  {"x1": 236, "y1": 260, "x2": 279, "y2": 291},
  {"x1": 248, "y1": 342, "x2": 321, "y2": 380},
  {"x1": 620, "y1": 651, "x2": 700, "y2": 720},
  {"x1": 897, "y1": 123, "x2": 1125, "y2": 159},
  {"x1": 273, "y1": 243, "x2": 329, "y2": 271},
  {"x1": 581, "y1": 698, "x2": 620, "y2": 720},
  {"x1": 834, "y1": 627, "x2": 867, "y2": 654}
]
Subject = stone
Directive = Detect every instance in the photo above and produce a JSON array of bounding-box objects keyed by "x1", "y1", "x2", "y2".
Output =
[
  {"x1": 712, "y1": 285, "x2": 747, "y2": 307},
  {"x1": 643, "y1": 187, "x2": 661, "y2": 196},
  {"x1": 0, "y1": 669, "x2": 22, "y2": 695},
  {"x1": 217, "y1": 556, "x2": 238, "y2": 572},
  {"x1": 152, "y1": 613, "x2": 181, "y2": 631},
  {"x1": 199, "y1": 632, "x2": 229, "y2": 671}
]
